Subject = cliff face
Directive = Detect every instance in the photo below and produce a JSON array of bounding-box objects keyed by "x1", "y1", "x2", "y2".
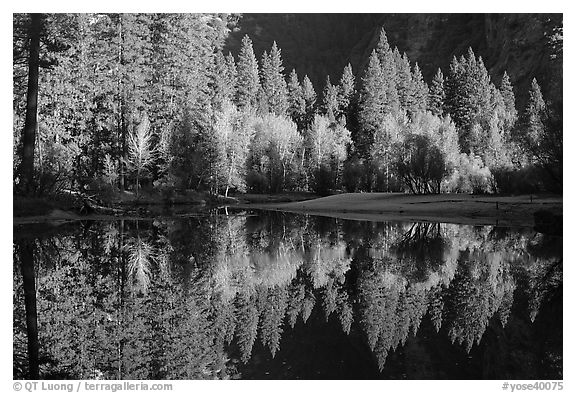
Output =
[{"x1": 224, "y1": 13, "x2": 562, "y2": 107}]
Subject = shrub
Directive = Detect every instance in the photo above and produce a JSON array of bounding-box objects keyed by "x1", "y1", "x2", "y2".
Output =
[
  {"x1": 246, "y1": 170, "x2": 269, "y2": 194},
  {"x1": 343, "y1": 158, "x2": 364, "y2": 192},
  {"x1": 491, "y1": 166, "x2": 545, "y2": 194},
  {"x1": 444, "y1": 153, "x2": 493, "y2": 194},
  {"x1": 312, "y1": 165, "x2": 334, "y2": 196}
]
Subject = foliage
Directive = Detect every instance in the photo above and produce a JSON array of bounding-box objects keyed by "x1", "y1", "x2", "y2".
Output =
[
  {"x1": 13, "y1": 15, "x2": 561, "y2": 196},
  {"x1": 248, "y1": 114, "x2": 302, "y2": 193},
  {"x1": 125, "y1": 113, "x2": 156, "y2": 196},
  {"x1": 393, "y1": 133, "x2": 447, "y2": 194},
  {"x1": 444, "y1": 153, "x2": 493, "y2": 194},
  {"x1": 258, "y1": 42, "x2": 289, "y2": 116}
]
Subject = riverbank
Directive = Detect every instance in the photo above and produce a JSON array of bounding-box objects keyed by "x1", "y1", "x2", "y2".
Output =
[
  {"x1": 14, "y1": 192, "x2": 562, "y2": 228},
  {"x1": 242, "y1": 193, "x2": 563, "y2": 228}
]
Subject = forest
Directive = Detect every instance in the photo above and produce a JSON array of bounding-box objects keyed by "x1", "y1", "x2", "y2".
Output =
[{"x1": 12, "y1": 13, "x2": 563, "y2": 204}]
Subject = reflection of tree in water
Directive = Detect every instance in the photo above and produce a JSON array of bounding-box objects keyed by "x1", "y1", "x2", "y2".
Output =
[
  {"x1": 443, "y1": 250, "x2": 516, "y2": 353},
  {"x1": 13, "y1": 214, "x2": 562, "y2": 378}
]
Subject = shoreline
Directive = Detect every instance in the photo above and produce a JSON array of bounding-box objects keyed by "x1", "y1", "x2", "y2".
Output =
[
  {"x1": 13, "y1": 193, "x2": 562, "y2": 228},
  {"x1": 239, "y1": 193, "x2": 563, "y2": 227}
]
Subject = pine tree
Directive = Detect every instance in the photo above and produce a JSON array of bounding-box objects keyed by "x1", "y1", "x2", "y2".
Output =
[
  {"x1": 301, "y1": 75, "x2": 317, "y2": 130},
  {"x1": 210, "y1": 51, "x2": 236, "y2": 110},
  {"x1": 225, "y1": 52, "x2": 238, "y2": 100},
  {"x1": 114, "y1": 13, "x2": 155, "y2": 191},
  {"x1": 444, "y1": 49, "x2": 494, "y2": 153},
  {"x1": 395, "y1": 51, "x2": 413, "y2": 113},
  {"x1": 287, "y1": 69, "x2": 305, "y2": 129},
  {"x1": 337, "y1": 63, "x2": 355, "y2": 122},
  {"x1": 499, "y1": 71, "x2": 517, "y2": 135},
  {"x1": 16, "y1": 13, "x2": 42, "y2": 195},
  {"x1": 409, "y1": 62, "x2": 428, "y2": 116},
  {"x1": 357, "y1": 50, "x2": 385, "y2": 158},
  {"x1": 235, "y1": 35, "x2": 260, "y2": 110},
  {"x1": 375, "y1": 27, "x2": 391, "y2": 62},
  {"x1": 259, "y1": 41, "x2": 289, "y2": 116},
  {"x1": 150, "y1": 14, "x2": 216, "y2": 186},
  {"x1": 444, "y1": 56, "x2": 464, "y2": 128},
  {"x1": 428, "y1": 68, "x2": 445, "y2": 116},
  {"x1": 524, "y1": 78, "x2": 546, "y2": 150},
  {"x1": 258, "y1": 50, "x2": 271, "y2": 113},
  {"x1": 375, "y1": 28, "x2": 400, "y2": 116},
  {"x1": 322, "y1": 76, "x2": 339, "y2": 121}
]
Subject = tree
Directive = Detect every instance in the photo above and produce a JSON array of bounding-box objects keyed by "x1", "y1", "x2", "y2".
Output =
[
  {"x1": 322, "y1": 76, "x2": 339, "y2": 121},
  {"x1": 259, "y1": 41, "x2": 289, "y2": 116},
  {"x1": 17, "y1": 13, "x2": 42, "y2": 195},
  {"x1": 394, "y1": 51, "x2": 413, "y2": 113},
  {"x1": 306, "y1": 114, "x2": 352, "y2": 170},
  {"x1": 393, "y1": 134, "x2": 447, "y2": 194},
  {"x1": 301, "y1": 75, "x2": 317, "y2": 130},
  {"x1": 248, "y1": 114, "x2": 302, "y2": 193},
  {"x1": 306, "y1": 115, "x2": 352, "y2": 194},
  {"x1": 521, "y1": 81, "x2": 562, "y2": 189},
  {"x1": 429, "y1": 68, "x2": 445, "y2": 116},
  {"x1": 409, "y1": 62, "x2": 428, "y2": 116},
  {"x1": 444, "y1": 49, "x2": 494, "y2": 153},
  {"x1": 375, "y1": 28, "x2": 400, "y2": 116},
  {"x1": 499, "y1": 71, "x2": 517, "y2": 134},
  {"x1": 523, "y1": 78, "x2": 546, "y2": 151},
  {"x1": 287, "y1": 69, "x2": 305, "y2": 128},
  {"x1": 236, "y1": 35, "x2": 260, "y2": 110},
  {"x1": 357, "y1": 50, "x2": 384, "y2": 158},
  {"x1": 113, "y1": 13, "x2": 154, "y2": 191},
  {"x1": 337, "y1": 63, "x2": 355, "y2": 125},
  {"x1": 210, "y1": 51, "x2": 236, "y2": 110},
  {"x1": 125, "y1": 113, "x2": 156, "y2": 196},
  {"x1": 370, "y1": 113, "x2": 406, "y2": 191},
  {"x1": 213, "y1": 101, "x2": 256, "y2": 196}
]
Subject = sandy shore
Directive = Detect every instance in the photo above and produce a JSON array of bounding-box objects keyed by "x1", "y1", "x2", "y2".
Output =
[{"x1": 241, "y1": 193, "x2": 563, "y2": 227}]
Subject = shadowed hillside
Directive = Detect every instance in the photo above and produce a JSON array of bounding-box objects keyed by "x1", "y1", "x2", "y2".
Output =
[{"x1": 224, "y1": 13, "x2": 562, "y2": 106}]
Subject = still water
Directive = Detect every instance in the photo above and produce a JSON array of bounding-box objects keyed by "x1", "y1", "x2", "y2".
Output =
[{"x1": 13, "y1": 210, "x2": 562, "y2": 380}]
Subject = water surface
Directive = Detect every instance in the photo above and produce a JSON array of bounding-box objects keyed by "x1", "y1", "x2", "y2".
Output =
[{"x1": 13, "y1": 210, "x2": 562, "y2": 379}]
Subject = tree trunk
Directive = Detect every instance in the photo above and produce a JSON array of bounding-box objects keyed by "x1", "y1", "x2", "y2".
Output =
[
  {"x1": 117, "y1": 14, "x2": 126, "y2": 192},
  {"x1": 19, "y1": 13, "x2": 42, "y2": 195},
  {"x1": 135, "y1": 167, "x2": 140, "y2": 197}
]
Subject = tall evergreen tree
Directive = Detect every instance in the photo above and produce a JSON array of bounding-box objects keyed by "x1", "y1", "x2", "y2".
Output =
[
  {"x1": 499, "y1": 71, "x2": 517, "y2": 135},
  {"x1": 301, "y1": 75, "x2": 317, "y2": 130},
  {"x1": 357, "y1": 50, "x2": 385, "y2": 158},
  {"x1": 322, "y1": 76, "x2": 339, "y2": 121},
  {"x1": 409, "y1": 62, "x2": 428, "y2": 116},
  {"x1": 259, "y1": 41, "x2": 289, "y2": 116},
  {"x1": 337, "y1": 63, "x2": 355, "y2": 121},
  {"x1": 235, "y1": 35, "x2": 260, "y2": 110},
  {"x1": 523, "y1": 78, "x2": 546, "y2": 150},
  {"x1": 287, "y1": 69, "x2": 305, "y2": 129},
  {"x1": 428, "y1": 68, "x2": 445, "y2": 116},
  {"x1": 444, "y1": 49, "x2": 493, "y2": 153},
  {"x1": 395, "y1": 51, "x2": 413, "y2": 113},
  {"x1": 336, "y1": 63, "x2": 356, "y2": 135},
  {"x1": 210, "y1": 50, "x2": 236, "y2": 110},
  {"x1": 374, "y1": 28, "x2": 400, "y2": 116},
  {"x1": 17, "y1": 13, "x2": 42, "y2": 195}
]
